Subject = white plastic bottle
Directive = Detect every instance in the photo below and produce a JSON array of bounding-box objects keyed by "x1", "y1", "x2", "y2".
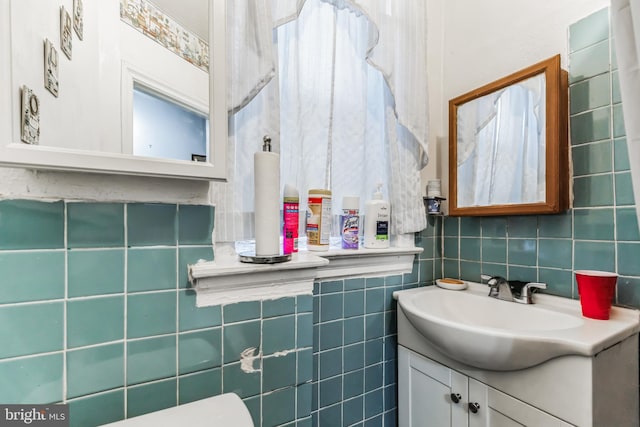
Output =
[{"x1": 363, "y1": 184, "x2": 390, "y2": 249}]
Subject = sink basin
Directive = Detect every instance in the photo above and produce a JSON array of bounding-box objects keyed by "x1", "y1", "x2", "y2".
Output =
[{"x1": 396, "y1": 282, "x2": 640, "y2": 371}]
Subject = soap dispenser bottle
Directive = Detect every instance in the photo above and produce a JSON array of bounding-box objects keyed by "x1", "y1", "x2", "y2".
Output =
[{"x1": 363, "y1": 184, "x2": 390, "y2": 249}]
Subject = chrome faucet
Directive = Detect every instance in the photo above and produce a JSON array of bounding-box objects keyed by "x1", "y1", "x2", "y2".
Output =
[
  {"x1": 482, "y1": 275, "x2": 547, "y2": 304},
  {"x1": 486, "y1": 275, "x2": 513, "y2": 301}
]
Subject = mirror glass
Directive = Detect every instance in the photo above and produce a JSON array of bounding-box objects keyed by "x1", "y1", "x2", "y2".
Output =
[
  {"x1": 456, "y1": 73, "x2": 546, "y2": 207},
  {"x1": 121, "y1": 0, "x2": 209, "y2": 161},
  {"x1": 0, "y1": 0, "x2": 226, "y2": 180},
  {"x1": 449, "y1": 55, "x2": 568, "y2": 216}
]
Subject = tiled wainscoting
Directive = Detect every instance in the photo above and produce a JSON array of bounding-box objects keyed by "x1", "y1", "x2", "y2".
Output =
[
  {"x1": 309, "y1": 217, "x2": 440, "y2": 427},
  {"x1": 311, "y1": 276, "x2": 404, "y2": 427},
  {"x1": 442, "y1": 7, "x2": 640, "y2": 310},
  {"x1": 0, "y1": 200, "x2": 318, "y2": 426},
  {"x1": 0, "y1": 199, "x2": 439, "y2": 427}
]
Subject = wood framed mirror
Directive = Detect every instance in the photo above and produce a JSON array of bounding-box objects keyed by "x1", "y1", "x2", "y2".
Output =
[{"x1": 448, "y1": 54, "x2": 569, "y2": 216}]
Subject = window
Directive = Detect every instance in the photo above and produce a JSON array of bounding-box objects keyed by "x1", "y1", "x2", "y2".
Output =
[{"x1": 218, "y1": 0, "x2": 428, "y2": 244}]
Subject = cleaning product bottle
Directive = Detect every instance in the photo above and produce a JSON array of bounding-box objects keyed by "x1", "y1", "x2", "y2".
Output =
[
  {"x1": 283, "y1": 184, "x2": 299, "y2": 254},
  {"x1": 307, "y1": 189, "x2": 332, "y2": 251},
  {"x1": 363, "y1": 183, "x2": 390, "y2": 249},
  {"x1": 340, "y1": 196, "x2": 360, "y2": 249}
]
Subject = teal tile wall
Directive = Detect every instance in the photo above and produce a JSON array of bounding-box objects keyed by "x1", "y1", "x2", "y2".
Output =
[
  {"x1": 310, "y1": 221, "x2": 437, "y2": 427},
  {"x1": 0, "y1": 201, "x2": 320, "y2": 427},
  {"x1": 442, "y1": 7, "x2": 640, "y2": 308}
]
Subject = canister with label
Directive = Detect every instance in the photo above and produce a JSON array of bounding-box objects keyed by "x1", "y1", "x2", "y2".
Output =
[{"x1": 307, "y1": 189, "x2": 332, "y2": 251}]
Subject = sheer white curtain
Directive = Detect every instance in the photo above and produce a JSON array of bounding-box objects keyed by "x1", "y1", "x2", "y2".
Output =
[
  {"x1": 213, "y1": 0, "x2": 428, "y2": 243},
  {"x1": 612, "y1": 0, "x2": 640, "y2": 229},
  {"x1": 277, "y1": 1, "x2": 390, "y2": 220},
  {"x1": 213, "y1": 0, "x2": 297, "y2": 242}
]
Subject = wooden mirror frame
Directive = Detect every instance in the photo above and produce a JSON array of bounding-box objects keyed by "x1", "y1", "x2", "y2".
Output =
[{"x1": 448, "y1": 54, "x2": 569, "y2": 216}]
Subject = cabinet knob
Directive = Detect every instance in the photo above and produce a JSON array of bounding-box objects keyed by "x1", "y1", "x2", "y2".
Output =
[
  {"x1": 468, "y1": 402, "x2": 480, "y2": 414},
  {"x1": 450, "y1": 393, "x2": 461, "y2": 404}
]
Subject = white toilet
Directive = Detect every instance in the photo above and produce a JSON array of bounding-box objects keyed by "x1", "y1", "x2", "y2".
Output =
[{"x1": 102, "y1": 393, "x2": 254, "y2": 426}]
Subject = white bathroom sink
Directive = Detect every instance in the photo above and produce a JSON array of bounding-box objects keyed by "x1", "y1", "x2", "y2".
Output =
[{"x1": 395, "y1": 282, "x2": 640, "y2": 371}]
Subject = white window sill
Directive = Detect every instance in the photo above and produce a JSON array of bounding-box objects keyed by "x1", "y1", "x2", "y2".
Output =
[
  {"x1": 188, "y1": 244, "x2": 423, "y2": 307},
  {"x1": 313, "y1": 246, "x2": 423, "y2": 279}
]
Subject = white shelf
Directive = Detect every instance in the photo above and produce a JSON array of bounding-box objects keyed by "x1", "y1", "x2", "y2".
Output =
[{"x1": 188, "y1": 245, "x2": 423, "y2": 307}]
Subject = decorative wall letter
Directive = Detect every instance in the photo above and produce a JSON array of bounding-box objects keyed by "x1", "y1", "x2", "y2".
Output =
[
  {"x1": 21, "y1": 86, "x2": 40, "y2": 145},
  {"x1": 44, "y1": 39, "x2": 59, "y2": 97},
  {"x1": 73, "y1": 0, "x2": 83, "y2": 40},
  {"x1": 60, "y1": 6, "x2": 72, "y2": 59}
]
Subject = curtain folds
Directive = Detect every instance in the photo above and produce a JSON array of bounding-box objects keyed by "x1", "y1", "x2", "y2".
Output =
[
  {"x1": 227, "y1": 0, "x2": 306, "y2": 115},
  {"x1": 214, "y1": 0, "x2": 428, "y2": 242},
  {"x1": 612, "y1": 0, "x2": 640, "y2": 230}
]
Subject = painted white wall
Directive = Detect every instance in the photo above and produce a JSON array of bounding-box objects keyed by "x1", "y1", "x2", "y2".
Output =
[
  {"x1": 11, "y1": 0, "x2": 109, "y2": 152},
  {"x1": 422, "y1": 0, "x2": 611, "y2": 202}
]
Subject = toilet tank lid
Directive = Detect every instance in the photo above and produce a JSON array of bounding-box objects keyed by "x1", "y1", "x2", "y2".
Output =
[{"x1": 101, "y1": 393, "x2": 254, "y2": 427}]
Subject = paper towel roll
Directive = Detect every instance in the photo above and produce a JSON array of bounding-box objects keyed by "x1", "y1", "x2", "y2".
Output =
[{"x1": 254, "y1": 150, "x2": 280, "y2": 256}]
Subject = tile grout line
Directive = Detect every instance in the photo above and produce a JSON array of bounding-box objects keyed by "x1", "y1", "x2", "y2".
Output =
[
  {"x1": 259, "y1": 299, "x2": 264, "y2": 425},
  {"x1": 63, "y1": 202, "x2": 68, "y2": 404},
  {"x1": 569, "y1": 27, "x2": 577, "y2": 299},
  {"x1": 458, "y1": 219, "x2": 464, "y2": 279},
  {"x1": 294, "y1": 295, "x2": 299, "y2": 422},
  {"x1": 123, "y1": 203, "x2": 129, "y2": 419},
  {"x1": 375, "y1": 279, "x2": 383, "y2": 424},
  {"x1": 608, "y1": 29, "x2": 621, "y2": 302}
]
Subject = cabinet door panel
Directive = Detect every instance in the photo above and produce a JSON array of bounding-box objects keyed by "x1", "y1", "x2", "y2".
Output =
[
  {"x1": 410, "y1": 368, "x2": 454, "y2": 426},
  {"x1": 467, "y1": 378, "x2": 573, "y2": 427},
  {"x1": 487, "y1": 387, "x2": 573, "y2": 426},
  {"x1": 398, "y1": 346, "x2": 468, "y2": 427},
  {"x1": 468, "y1": 378, "x2": 489, "y2": 427}
]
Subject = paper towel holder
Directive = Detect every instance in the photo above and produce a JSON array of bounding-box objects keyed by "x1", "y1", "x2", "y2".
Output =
[{"x1": 242, "y1": 135, "x2": 291, "y2": 264}]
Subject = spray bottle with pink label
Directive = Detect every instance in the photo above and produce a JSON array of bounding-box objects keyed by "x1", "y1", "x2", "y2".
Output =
[{"x1": 283, "y1": 184, "x2": 299, "y2": 254}]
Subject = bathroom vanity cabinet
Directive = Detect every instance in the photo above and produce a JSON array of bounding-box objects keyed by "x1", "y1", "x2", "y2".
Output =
[
  {"x1": 397, "y1": 305, "x2": 640, "y2": 427},
  {"x1": 399, "y1": 346, "x2": 571, "y2": 426}
]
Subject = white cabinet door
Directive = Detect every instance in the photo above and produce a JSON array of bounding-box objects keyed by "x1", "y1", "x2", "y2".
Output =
[
  {"x1": 399, "y1": 348, "x2": 575, "y2": 427},
  {"x1": 468, "y1": 378, "x2": 573, "y2": 427},
  {"x1": 398, "y1": 346, "x2": 468, "y2": 427}
]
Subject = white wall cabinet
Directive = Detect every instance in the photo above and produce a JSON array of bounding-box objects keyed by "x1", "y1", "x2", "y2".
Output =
[
  {"x1": 0, "y1": 0, "x2": 227, "y2": 180},
  {"x1": 399, "y1": 347, "x2": 573, "y2": 426}
]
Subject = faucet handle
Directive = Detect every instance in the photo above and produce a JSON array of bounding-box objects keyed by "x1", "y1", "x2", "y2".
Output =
[
  {"x1": 482, "y1": 275, "x2": 507, "y2": 287},
  {"x1": 483, "y1": 275, "x2": 509, "y2": 299},
  {"x1": 520, "y1": 282, "x2": 547, "y2": 302}
]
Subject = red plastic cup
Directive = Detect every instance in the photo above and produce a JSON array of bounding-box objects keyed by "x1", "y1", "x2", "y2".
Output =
[{"x1": 575, "y1": 270, "x2": 618, "y2": 320}]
